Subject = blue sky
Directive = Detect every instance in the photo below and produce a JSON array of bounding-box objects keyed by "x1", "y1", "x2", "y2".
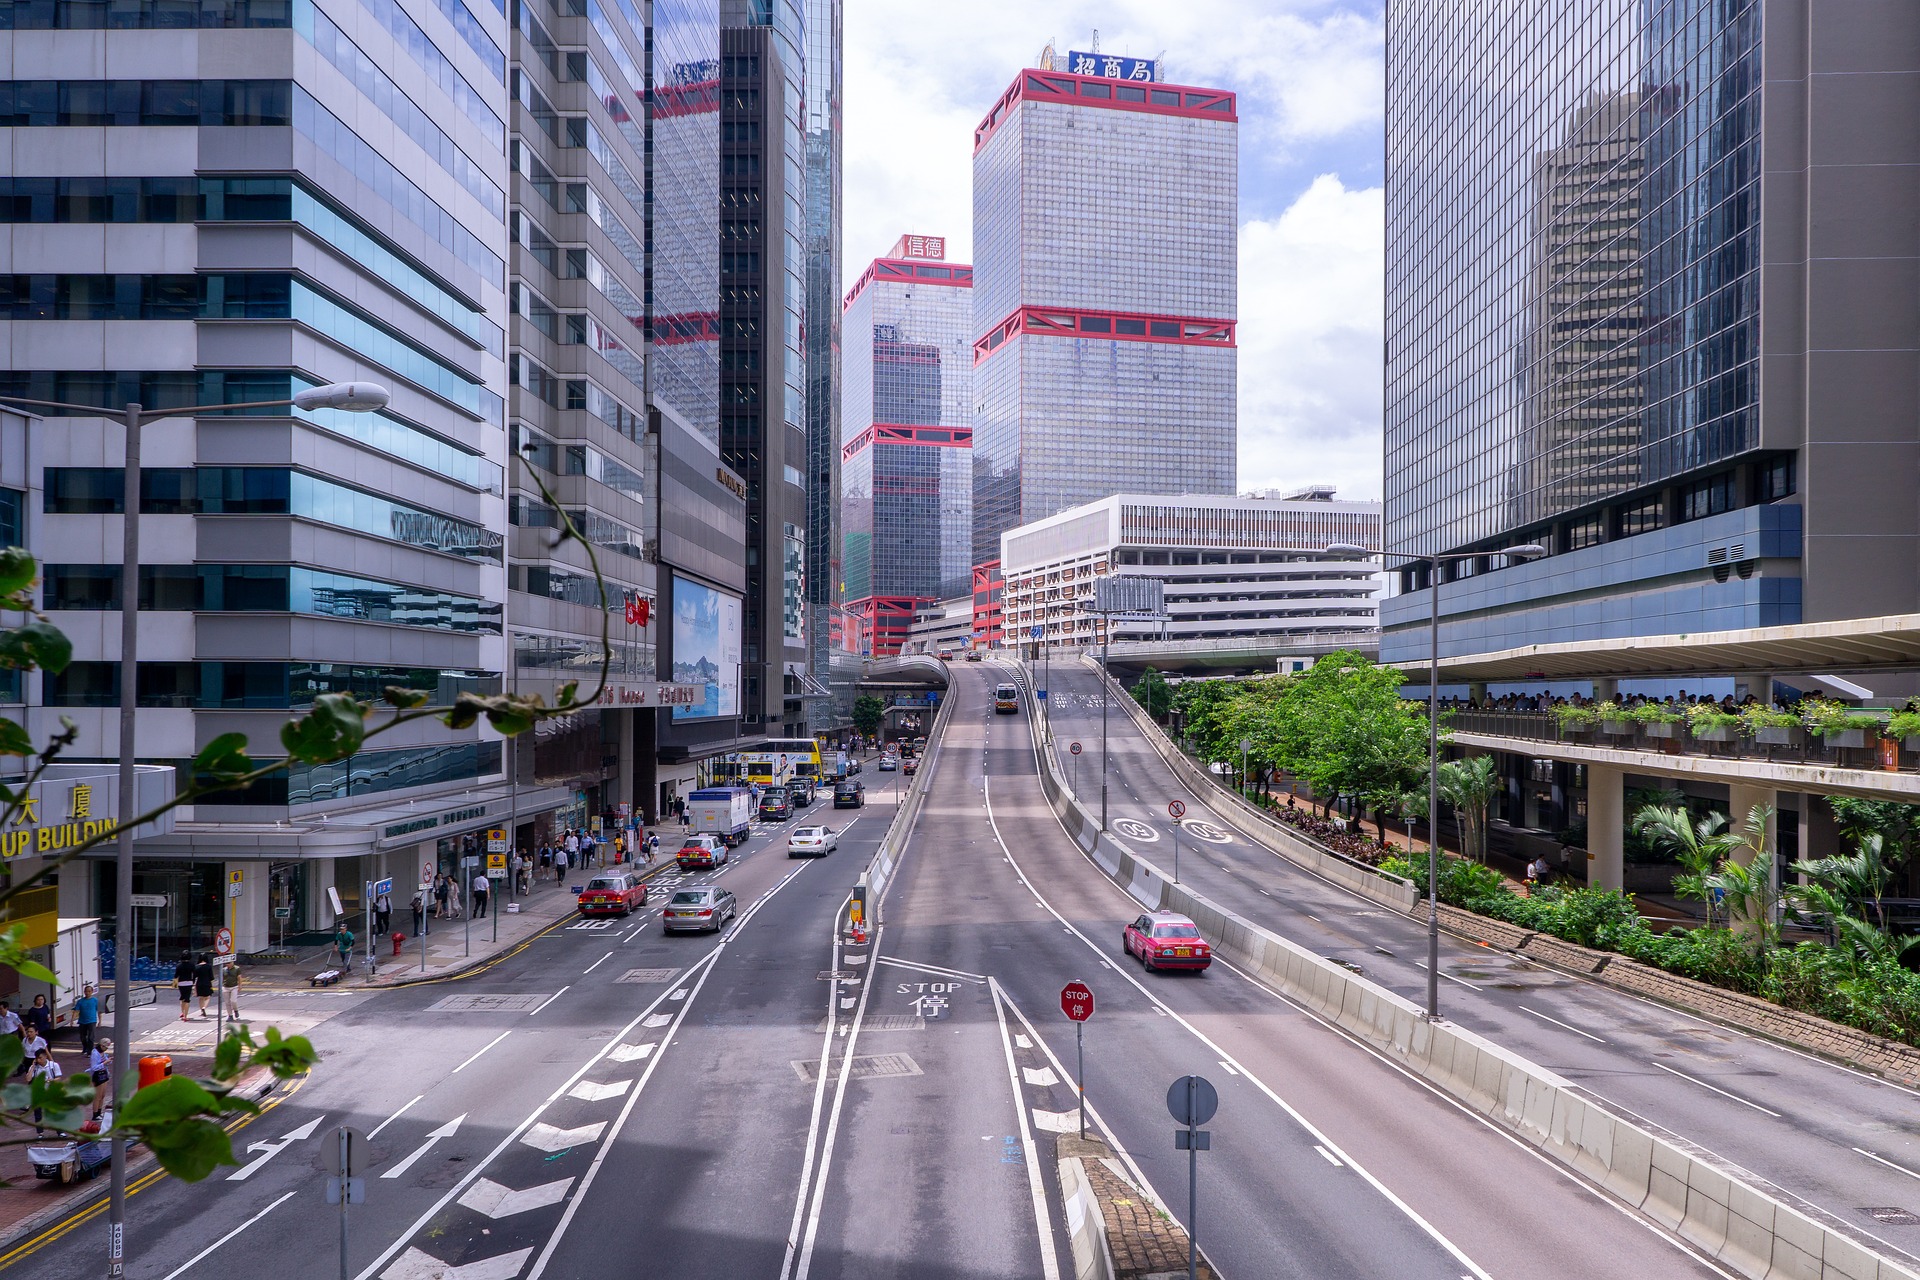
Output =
[{"x1": 845, "y1": 0, "x2": 1386, "y2": 500}]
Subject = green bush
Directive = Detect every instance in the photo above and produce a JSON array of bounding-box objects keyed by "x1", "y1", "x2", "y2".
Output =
[{"x1": 1886, "y1": 710, "x2": 1920, "y2": 741}]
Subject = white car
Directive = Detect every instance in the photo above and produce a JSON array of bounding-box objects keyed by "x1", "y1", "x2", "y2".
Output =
[{"x1": 787, "y1": 825, "x2": 839, "y2": 858}]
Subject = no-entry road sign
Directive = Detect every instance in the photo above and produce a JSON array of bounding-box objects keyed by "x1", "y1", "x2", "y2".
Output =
[
  {"x1": 1060, "y1": 981, "x2": 1094, "y2": 1022},
  {"x1": 1168, "y1": 800, "x2": 1187, "y2": 820}
]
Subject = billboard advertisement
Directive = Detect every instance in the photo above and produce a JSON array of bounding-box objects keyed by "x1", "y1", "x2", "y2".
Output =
[{"x1": 671, "y1": 574, "x2": 741, "y2": 720}]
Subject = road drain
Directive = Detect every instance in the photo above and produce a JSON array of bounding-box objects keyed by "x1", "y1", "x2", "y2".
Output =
[
  {"x1": 811, "y1": 1014, "x2": 925, "y2": 1033},
  {"x1": 615, "y1": 968, "x2": 680, "y2": 983},
  {"x1": 1862, "y1": 1208, "x2": 1920, "y2": 1226},
  {"x1": 790, "y1": 1053, "x2": 923, "y2": 1084}
]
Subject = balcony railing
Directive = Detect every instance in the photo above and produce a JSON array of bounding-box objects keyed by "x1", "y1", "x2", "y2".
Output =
[{"x1": 1450, "y1": 709, "x2": 1920, "y2": 774}]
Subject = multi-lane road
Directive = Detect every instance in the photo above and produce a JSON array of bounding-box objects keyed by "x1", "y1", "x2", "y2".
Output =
[{"x1": 3, "y1": 660, "x2": 1852, "y2": 1278}]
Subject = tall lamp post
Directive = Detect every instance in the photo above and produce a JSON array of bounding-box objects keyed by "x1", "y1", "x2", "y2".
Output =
[
  {"x1": 0, "y1": 381, "x2": 389, "y2": 1278},
  {"x1": 1324, "y1": 539, "x2": 1546, "y2": 1020}
]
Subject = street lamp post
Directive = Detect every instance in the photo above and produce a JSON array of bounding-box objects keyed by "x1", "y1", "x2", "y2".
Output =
[
  {"x1": 0, "y1": 382, "x2": 388, "y2": 1279},
  {"x1": 1325, "y1": 539, "x2": 1545, "y2": 1021}
]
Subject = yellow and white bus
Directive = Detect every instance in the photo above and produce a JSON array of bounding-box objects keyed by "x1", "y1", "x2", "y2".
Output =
[{"x1": 735, "y1": 738, "x2": 824, "y2": 786}]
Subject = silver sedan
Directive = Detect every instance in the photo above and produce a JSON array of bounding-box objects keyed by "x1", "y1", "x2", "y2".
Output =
[{"x1": 662, "y1": 886, "x2": 738, "y2": 933}]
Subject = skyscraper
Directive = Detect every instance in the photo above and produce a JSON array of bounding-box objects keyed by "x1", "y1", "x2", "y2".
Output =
[
  {"x1": 802, "y1": 0, "x2": 844, "y2": 713},
  {"x1": 1384, "y1": 3, "x2": 1920, "y2": 661},
  {"x1": 969, "y1": 53, "x2": 1239, "y2": 576},
  {"x1": 0, "y1": 0, "x2": 515, "y2": 949},
  {"x1": 841, "y1": 235, "x2": 973, "y2": 655}
]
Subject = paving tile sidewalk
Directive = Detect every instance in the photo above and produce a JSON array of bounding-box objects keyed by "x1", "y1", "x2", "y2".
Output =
[
  {"x1": 1059, "y1": 1135, "x2": 1214, "y2": 1280},
  {"x1": 241, "y1": 857, "x2": 674, "y2": 993}
]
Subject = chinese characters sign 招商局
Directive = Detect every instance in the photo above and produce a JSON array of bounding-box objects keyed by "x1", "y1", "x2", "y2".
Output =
[{"x1": 1066, "y1": 51, "x2": 1157, "y2": 82}]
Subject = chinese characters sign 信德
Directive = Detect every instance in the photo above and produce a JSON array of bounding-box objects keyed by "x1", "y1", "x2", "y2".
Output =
[{"x1": 1066, "y1": 51, "x2": 1157, "y2": 82}]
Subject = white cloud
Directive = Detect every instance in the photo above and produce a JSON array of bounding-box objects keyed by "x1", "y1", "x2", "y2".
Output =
[{"x1": 1236, "y1": 175, "x2": 1383, "y2": 501}]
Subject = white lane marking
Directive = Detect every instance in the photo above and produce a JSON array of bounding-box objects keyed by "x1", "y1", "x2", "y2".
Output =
[
  {"x1": 1648, "y1": 1062, "x2": 1781, "y2": 1117},
  {"x1": 521, "y1": 1120, "x2": 608, "y2": 1153},
  {"x1": 367, "y1": 1093, "x2": 424, "y2": 1139},
  {"x1": 567, "y1": 1079, "x2": 632, "y2": 1102},
  {"x1": 1315, "y1": 1145, "x2": 1344, "y2": 1167},
  {"x1": 1023, "y1": 1066, "x2": 1059, "y2": 1087},
  {"x1": 1415, "y1": 961, "x2": 1481, "y2": 990},
  {"x1": 226, "y1": 1115, "x2": 325, "y2": 1182},
  {"x1": 160, "y1": 1191, "x2": 295, "y2": 1279},
  {"x1": 382, "y1": 1247, "x2": 534, "y2": 1280},
  {"x1": 984, "y1": 774, "x2": 1494, "y2": 1280},
  {"x1": 1520, "y1": 1005, "x2": 1608, "y2": 1044},
  {"x1": 1218, "y1": 1060, "x2": 1241, "y2": 1077},
  {"x1": 527, "y1": 986, "x2": 570, "y2": 1017},
  {"x1": 792, "y1": 918, "x2": 886, "y2": 1280},
  {"x1": 382, "y1": 1114, "x2": 466, "y2": 1180},
  {"x1": 991, "y1": 978, "x2": 1065, "y2": 1280},
  {"x1": 1014, "y1": 1034, "x2": 1033, "y2": 1050},
  {"x1": 621, "y1": 923, "x2": 646, "y2": 943},
  {"x1": 608, "y1": 1042, "x2": 656, "y2": 1064},
  {"x1": 459, "y1": 1176, "x2": 574, "y2": 1219},
  {"x1": 583, "y1": 951, "x2": 614, "y2": 975},
  {"x1": 1855, "y1": 1147, "x2": 1920, "y2": 1183},
  {"x1": 873, "y1": 955, "x2": 988, "y2": 983}
]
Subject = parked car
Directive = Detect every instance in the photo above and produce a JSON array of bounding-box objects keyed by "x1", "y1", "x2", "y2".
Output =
[
  {"x1": 578, "y1": 872, "x2": 648, "y2": 917},
  {"x1": 663, "y1": 885, "x2": 738, "y2": 933},
  {"x1": 758, "y1": 787, "x2": 793, "y2": 821},
  {"x1": 903, "y1": 756, "x2": 920, "y2": 776},
  {"x1": 833, "y1": 780, "x2": 865, "y2": 808},
  {"x1": 877, "y1": 755, "x2": 898, "y2": 771},
  {"x1": 677, "y1": 833, "x2": 730, "y2": 870},
  {"x1": 787, "y1": 825, "x2": 838, "y2": 857},
  {"x1": 1122, "y1": 911, "x2": 1213, "y2": 972}
]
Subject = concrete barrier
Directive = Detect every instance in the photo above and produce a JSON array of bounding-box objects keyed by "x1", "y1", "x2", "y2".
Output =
[
  {"x1": 862, "y1": 684, "x2": 956, "y2": 915},
  {"x1": 1023, "y1": 679, "x2": 1920, "y2": 1280},
  {"x1": 1057, "y1": 1157, "x2": 1114, "y2": 1280}
]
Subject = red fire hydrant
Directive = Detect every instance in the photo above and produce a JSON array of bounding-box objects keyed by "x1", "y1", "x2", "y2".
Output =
[{"x1": 391, "y1": 931, "x2": 406, "y2": 956}]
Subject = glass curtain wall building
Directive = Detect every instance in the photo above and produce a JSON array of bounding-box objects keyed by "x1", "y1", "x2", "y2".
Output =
[
  {"x1": 720, "y1": 0, "x2": 810, "y2": 734},
  {"x1": 969, "y1": 62, "x2": 1239, "y2": 575},
  {"x1": 840, "y1": 237, "x2": 973, "y2": 656},
  {"x1": 0, "y1": 0, "x2": 519, "y2": 950},
  {"x1": 1384, "y1": 2, "x2": 1920, "y2": 662},
  {"x1": 802, "y1": 0, "x2": 843, "y2": 718}
]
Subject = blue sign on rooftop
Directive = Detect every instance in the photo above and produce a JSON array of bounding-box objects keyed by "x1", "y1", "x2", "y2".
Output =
[{"x1": 1065, "y1": 51, "x2": 1157, "y2": 82}]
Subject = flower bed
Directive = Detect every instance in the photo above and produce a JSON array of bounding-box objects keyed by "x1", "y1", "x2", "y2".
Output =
[{"x1": 1255, "y1": 797, "x2": 1398, "y2": 867}]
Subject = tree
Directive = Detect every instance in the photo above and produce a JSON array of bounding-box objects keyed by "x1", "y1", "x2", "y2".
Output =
[
  {"x1": 852, "y1": 694, "x2": 886, "y2": 738},
  {"x1": 0, "y1": 459, "x2": 611, "y2": 1180},
  {"x1": 1131, "y1": 667, "x2": 1173, "y2": 720},
  {"x1": 1438, "y1": 754, "x2": 1499, "y2": 863},
  {"x1": 1271, "y1": 652, "x2": 1428, "y2": 819},
  {"x1": 1633, "y1": 803, "x2": 1777, "y2": 937}
]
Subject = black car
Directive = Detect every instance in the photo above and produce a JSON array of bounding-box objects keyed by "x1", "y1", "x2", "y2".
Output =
[
  {"x1": 833, "y1": 780, "x2": 865, "y2": 808},
  {"x1": 790, "y1": 778, "x2": 815, "y2": 806},
  {"x1": 758, "y1": 787, "x2": 793, "y2": 820}
]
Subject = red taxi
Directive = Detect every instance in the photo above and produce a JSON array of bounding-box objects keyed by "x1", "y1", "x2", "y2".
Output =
[
  {"x1": 1122, "y1": 911, "x2": 1212, "y2": 972},
  {"x1": 677, "y1": 833, "x2": 730, "y2": 870},
  {"x1": 577, "y1": 872, "x2": 648, "y2": 917}
]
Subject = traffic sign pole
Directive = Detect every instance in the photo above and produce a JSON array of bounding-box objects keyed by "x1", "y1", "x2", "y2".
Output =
[
  {"x1": 1060, "y1": 981, "x2": 1094, "y2": 1137},
  {"x1": 1166, "y1": 1076, "x2": 1217, "y2": 1280},
  {"x1": 1169, "y1": 801, "x2": 1187, "y2": 884},
  {"x1": 1077, "y1": 1021, "x2": 1085, "y2": 1137}
]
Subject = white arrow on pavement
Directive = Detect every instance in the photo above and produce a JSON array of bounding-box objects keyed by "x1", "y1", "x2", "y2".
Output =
[
  {"x1": 381, "y1": 1114, "x2": 465, "y2": 1180},
  {"x1": 608, "y1": 1042, "x2": 655, "y2": 1063},
  {"x1": 1023, "y1": 1066, "x2": 1059, "y2": 1087},
  {"x1": 381, "y1": 1245, "x2": 534, "y2": 1280},
  {"x1": 642, "y1": 1012, "x2": 672, "y2": 1028},
  {"x1": 226, "y1": 1115, "x2": 325, "y2": 1181},
  {"x1": 457, "y1": 1176, "x2": 573, "y2": 1219},
  {"x1": 566, "y1": 1079, "x2": 630, "y2": 1103},
  {"x1": 520, "y1": 1121, "x2": 607, "y2": 1153}
]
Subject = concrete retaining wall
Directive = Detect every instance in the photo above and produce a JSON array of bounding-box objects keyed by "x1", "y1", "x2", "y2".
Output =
[
  {"x1": 1025, "y1": 677, "x2": 1920, "y2": 1280},
  {"x1": 863, "y1": 682, "x2": 955, "y2": 915}
]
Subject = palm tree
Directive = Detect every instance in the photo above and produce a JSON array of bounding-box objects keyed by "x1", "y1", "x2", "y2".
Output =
[
  {"x1": 1438, "y1": 754, "x2": 1499, "y2": 863},
  {"x1": 1790, "y1": 834, "x2": 1920, "y2": 963},
  {"x1": 1635, "y1": 803, "x2": 1777, "y2": 936},
  {"x1": 1632, "y1": 805, "x2": 1739, "y2": 926}
]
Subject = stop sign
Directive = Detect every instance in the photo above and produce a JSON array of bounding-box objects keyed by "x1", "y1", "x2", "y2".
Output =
[{"x1": 1060, "y1": 981, "x2": 1094, "y2": 1022}]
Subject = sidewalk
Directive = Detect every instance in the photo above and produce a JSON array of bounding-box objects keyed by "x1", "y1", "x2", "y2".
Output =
[{"x1": 245, "y1": 857, "x2": 674, "y2": 993}]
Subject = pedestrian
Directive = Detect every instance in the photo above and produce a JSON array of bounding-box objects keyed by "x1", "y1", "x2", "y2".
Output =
[
  {"x1": 193, "y1": 953, "x2": 214, "y2": 1019},
  {"x1": 565, "y1": 830, "x2": 579, "y2": 868},
  {"x1": 612, "y1": 833, "x2": 624, "y2": 865},
  {"x1": 0, "y1": 1000, "x2": 20, "y2": 1045},
  {"x1": 332, "y1": 923, "x2": 355, "y2": 968},
  {"x1": 470, "y1": 868, "x2": 489, "y2": 918},
  {"x1": 28, "y1": 1048, "x2": 60, "y2": 1136},
  {"x1": 24, "y1": 993, "x2": 52, "y2": 1041},
  {"x1": 73, "y1": 983, "x2": 100, "y2": 1056},
  {"x1": 410, "y1": 892, "x2": 425, "y2": 940},
  {"x1": 173, "y1": 952, "x2": 196, "y2": 1021},
  {"x1": 374, "y1": 889, "x2": 392, "y2": 937},
  {"x1": 222, "y1": 960, "x2": 242, "y2": 1019},
  {"x1": 510, "y1": 849, "x2": 523, "y2": 888},
  {"x1": 433, "y1": 873, "x2": 450, "y2": 919},
  {"x1": 87, "y1": 1038, "x2": 112, "y2": 1120},
  {"x1": 16, "y1": 1024, "x2": 47, "y2": 1078},
  {"x1": 647, "y1": 832, "x2": 660, "y2": 863}
]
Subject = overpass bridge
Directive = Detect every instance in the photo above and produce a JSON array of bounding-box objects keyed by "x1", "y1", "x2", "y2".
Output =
[{"x1": 1036, "y1": 631, "x2": 1379, "y2": 678}]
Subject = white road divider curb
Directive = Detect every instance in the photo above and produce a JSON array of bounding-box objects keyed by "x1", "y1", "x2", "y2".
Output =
[
  {"x1": 1057, "y1": 1157, "x2": 1114, "y2": 1280},
  {"x1": 1026, "y1": 662, "x2": 1920, "y2": 1280}
]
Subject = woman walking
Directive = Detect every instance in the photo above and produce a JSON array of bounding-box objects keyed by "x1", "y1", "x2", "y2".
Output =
[
  {"x1": 174, "y1": 952, "x2": 196, "y2": 1021},
  {"x1": 87, "y1": 1038, "x2": 112, "y2": 1120}
]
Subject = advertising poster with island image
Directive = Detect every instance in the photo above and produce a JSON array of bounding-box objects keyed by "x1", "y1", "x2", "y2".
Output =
[{"x1": 672, "y1": 573, "x2": 741, "y2": 719}]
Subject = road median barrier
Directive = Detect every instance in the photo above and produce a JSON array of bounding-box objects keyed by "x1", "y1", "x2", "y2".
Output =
[
  {"x1": 857, "y1": 677, "x2": 954, "y2": 921},
  {"x1": 1025, "y1": 668, "x2": 1920, "y2": 1280}
]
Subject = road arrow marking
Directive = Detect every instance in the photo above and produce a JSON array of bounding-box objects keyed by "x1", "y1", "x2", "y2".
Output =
[
  {"x1": 642, "y1": 1012, "x2": 672, "y2": 1028},
  {"x1": 382, "y1": 1114, "x2": 466, "y2": 1180},
  {"x1": 1022, "y1": 1066, "x2": 1059, "y2": 1087},
  {"x1": 567, "y1": 1079, "x2": 631, "y2": 1102},
  {"x1": 1029, "y1": 1109, "x2": 1078, "y2": 1134},
  {"x1": 458, "y1": 1176, "x2": 573, "y2": 1219},
  {"x1": 382, "y1": 1246, "x2": 534, "y2": 1280},
  {"x1": 520, "y1": 1121, "x2": 607, "y2": 1153},
  {"x1": 227, "y1": 1115, "x2": 324, "y2": 1181},
  {"x1": 608, "y1": 1042, "x2": 655, "y2": 1063}
]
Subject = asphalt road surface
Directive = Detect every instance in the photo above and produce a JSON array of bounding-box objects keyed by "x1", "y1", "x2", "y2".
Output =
[{"x1": 1037, "y1": 657, "x2": 1920, "y2": 1271}]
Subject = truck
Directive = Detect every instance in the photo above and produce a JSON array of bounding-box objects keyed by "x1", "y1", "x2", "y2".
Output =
[
  {"x1": 824, "y1": 750, "x2": 851, "y2": 781},
  {"x1": 688, "y1": 787, "x2": 755, "y2": 847}
]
